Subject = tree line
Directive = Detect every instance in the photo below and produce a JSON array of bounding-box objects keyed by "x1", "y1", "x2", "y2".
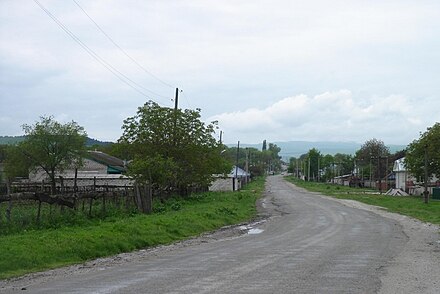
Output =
[
  {"x1": 0, "y1": 101, "x2": 284, "y2": 199},
  {"x1": 287, "y1": 122, "x2": 440, "y2": 186}
]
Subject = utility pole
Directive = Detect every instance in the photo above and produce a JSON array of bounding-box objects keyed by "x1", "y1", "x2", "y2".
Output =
[
  {"x1": 233, "y1": 141, "x2": 240, "y2": 191},
  {"x1": 371, "y1": 155, "x2": 387, "y2": 193},
  {"x1": 307, "y1": 157, "x2": 311, "y2": 182},
  {"x1": 386, "y1": 156, "x2": 389, "y2": 191},
  {"x1": 219, "y1": 130, "x2": 223, "y2": 145},
  {"x1": 317, "y1": 156, "x2": 320, "y2": 182},
  {"x1": 172, "y1": 87, "x2": 179, "y2": 147},
  {"x1": 424, "y1": 144, "x2": 429, "y2": 204},
  {"x1": 377, "y1": 156, "x2": 381, "y2": 193},
  {"x1": 245, "y1": 148, "x2": 249, "y2": 174},
  {"x1": 174, "y1": 88, "x2": 179, "y2": 110},
  {"x1": 296, "y1": 158, "x2": 299, "y2": 178},
  {"x1": 332, "y1": 162, "x2": 335, "y2": 184},
  {"x1": 369, "y1": 153, "x2": 373, "y2": 188}
]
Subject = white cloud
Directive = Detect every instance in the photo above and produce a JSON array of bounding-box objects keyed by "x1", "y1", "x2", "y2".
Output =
[
  {"x1": 210, "y1": 90, "x2": 436, "y2": 145},
  {"x1": 1, "y1": 1, "x2": 439, "y2": 142}
]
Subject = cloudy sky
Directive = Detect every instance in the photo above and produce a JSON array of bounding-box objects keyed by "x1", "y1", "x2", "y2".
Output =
[{"x1": 1, "y1": 0, "x2": 439, "y2": 145}]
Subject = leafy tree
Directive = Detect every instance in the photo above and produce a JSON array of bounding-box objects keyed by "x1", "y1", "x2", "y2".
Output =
[
  {"x1": 304, "y1": 148, "x2": 321, "y2": 181},
  {"x1": 355, "y1": 138, "x2": 390, "y2": 180},
  {"x1": 333, "y1": 153, "x2": 354, "y2": 176},
  {"x1": 6, "y1": 116, "x2": 87, "y2": 193},
  {"x1": 119, "y1": 101, "x2": 230, "y2": 194},
  {"x1": 406, "y1": 122, "x2": 440, "y2": 180},
  {"x1": 3, "y1": 145, "x2": 32, "y2": 180},
  {"x1": 0, "y1": 145, "x2": 6, "y2": 162},
  {"x1": 287, "y1": 157, "x2": 298, "y2": 174}
]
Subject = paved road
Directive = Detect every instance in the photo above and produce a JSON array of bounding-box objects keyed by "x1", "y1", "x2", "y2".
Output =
[{"x1": 5, "y1": 176, "x2": 407, "y2": 293}]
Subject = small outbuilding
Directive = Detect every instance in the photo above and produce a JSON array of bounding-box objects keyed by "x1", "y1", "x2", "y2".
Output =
[{"x1": 209, "y1": 166, "x2": 250, "y2": 192}]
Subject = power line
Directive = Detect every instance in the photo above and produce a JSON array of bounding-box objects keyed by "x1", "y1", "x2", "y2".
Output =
[
  {"x1": 33, "y1": 0, "x2": 168, "y2": 101},
  {"x1": 180, "y1": 89, "x2": 195, "y2": 110},
  {"x1": 72, "y1": 0, "x2": 175, "y2": 90}
]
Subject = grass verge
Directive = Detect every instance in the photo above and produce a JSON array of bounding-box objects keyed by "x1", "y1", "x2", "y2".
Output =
[
  {"x1": 285, "y1": 176, "x2": 440, "y2": 225},
  {"x1": 0, "y1": 177, "x2": 265, "y2": 280}
]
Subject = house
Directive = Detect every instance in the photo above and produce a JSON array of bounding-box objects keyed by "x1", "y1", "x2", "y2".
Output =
[
  {"x1": 209, "y1": 165, "x2": 251, "y2": 192},
  {"x1": 393, "y1": 157, "x2": 438, "y2": 195},
  {"x1": 393, "y1": 157, "x2": 413, "y2": 192},
  {"x1": 29, "y1": 151, "x2": 132, "y2": 187}
]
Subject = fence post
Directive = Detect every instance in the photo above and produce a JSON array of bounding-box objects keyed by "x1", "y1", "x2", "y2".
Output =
[
  {"x1": 36, "y1": 200, "x2": 42, "y2": 223},
  {"x1": 59, "y1": 176, "x2": 65, "y2": 213},
  {"x1": 73, "y1": 168, "x2": 78, "y2": 210},
  {"x1": 89, "y1": 177, "x2": 96, "y2": 216},
  {"x1": 124, "y1": 185, "x2": 130, "y2": 210},
  {"x1": 144, "y1": 184, "x2": 152, "y2": 214},
  {"x1": 102, "y1": 183, "x2": 107, "y2": 214},
  {"x1": 6, "y1": 180, "x2": 12, "y2": 222},
  {"x1": 134, "y1": 184, "x2": 143, "y2": 212}
]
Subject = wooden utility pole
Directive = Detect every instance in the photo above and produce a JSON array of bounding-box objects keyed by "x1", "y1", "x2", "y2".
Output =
[
  {"x1": 424, "y1": 144, "x2": 429, "y2": 204},
  {"x1": 296, "y1": 159, "x2": 299, "y2": 178},
  {"x1": 377, "y1": 156, "x2": 381, "y2": 193},
  {"x1": 317, "y1": 157, "x2": 320, "y2": 182},
  {"x1": 307, "y1": 157, "x2": 311, "y2": 181},
  {"x1": 233, "y1": 141, "x2": 240, "y2": 191},
  {"x1": 174, "y1": 88, "x2": 179, "y2": 110}
]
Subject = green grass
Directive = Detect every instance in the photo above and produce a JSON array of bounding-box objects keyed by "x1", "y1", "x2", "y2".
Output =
[
  {"x1": 0, "y1": 177, "x2": 265, "y2": 280},
  {"x1": 285, "y1": 176, "x2": 440, "y2": 225}
]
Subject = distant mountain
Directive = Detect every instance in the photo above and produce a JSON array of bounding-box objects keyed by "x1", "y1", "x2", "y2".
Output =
[
  {"x1": 85, "y1": 137, "x2": 113, "y2": 147},
  {"x1": 228, "y1": 141, "x2": 406, "y2": 160},
  {"x1": 0, "y1": 136, "x2": 26, "y2": 145},
  {"x1": 0, "y1": 136, "x2": 113, "y2": 147}
]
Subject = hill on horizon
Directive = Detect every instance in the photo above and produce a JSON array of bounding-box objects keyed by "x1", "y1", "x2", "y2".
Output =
[
  {"x1": 0, "y1": 136, "x2": 113, "y2": 147},
  {"x1": 228, "y1": 140, "x2": 407, "y2": 160}
]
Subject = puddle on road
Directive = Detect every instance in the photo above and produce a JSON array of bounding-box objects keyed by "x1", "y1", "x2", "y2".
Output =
[{"x1": 248, "y1": 228, "x2": 264, "y2": 235}]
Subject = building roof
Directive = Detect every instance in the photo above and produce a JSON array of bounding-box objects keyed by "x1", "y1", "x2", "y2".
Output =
[
  {"x1": 229, "y1": 166, "x2": 250, "y2": 178},
  {"x1": 87, "y1": 151, "x2": 126, "y2": 172},
  {"x1": 393, "y1": 157, "x2": 406, "y2": 172}
]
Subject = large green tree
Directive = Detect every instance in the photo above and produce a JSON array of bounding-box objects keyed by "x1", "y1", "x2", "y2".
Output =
[
  {"x1": 119, "y1": 101, "x2": 230, "y2": 194},
  {"x1": 355, "y1": 138, "x2": 390, "y2": 180},
  {"x1": 406, "y1": 122, "x2": 440, "y2": 180},
  {"x1": 7, "y1": 116, "x2": 87, "y2": 193}
]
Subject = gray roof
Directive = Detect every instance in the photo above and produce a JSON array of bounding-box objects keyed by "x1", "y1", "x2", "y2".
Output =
[
  {"x1": 87, "y1": 151, "x2": 126, "y2": 172},
  {"x1": 393, "y1": 157, "x2": 406, "y2": 172},
  {"x1": 229, "y1": 166, "x2": 250, "y2": 178}
]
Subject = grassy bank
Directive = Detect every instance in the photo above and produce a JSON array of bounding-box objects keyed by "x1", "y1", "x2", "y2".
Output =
[
  {"x1": 285, "y1": 176, "x2": 440, "y2": 225},
  {"x1": 0, "y1": 177, "x2": 265, "y2": 280}
]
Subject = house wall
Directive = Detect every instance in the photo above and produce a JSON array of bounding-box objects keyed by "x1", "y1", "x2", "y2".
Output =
[
  {"x1": 395, "y1": 171, "x2": 406, "y2": 190},
  {"x1": 210, "y1": 178, "x2": 234, "y2": 191},
  {"x1": 59, "y1": 176, "x2": 132, "y2": 188},
  {"x1": 29, "y1": 159, "x2": 110, "y2": 182},
  {"x1": 209, "y1": 177, "x2": 248, "y2": 192}
]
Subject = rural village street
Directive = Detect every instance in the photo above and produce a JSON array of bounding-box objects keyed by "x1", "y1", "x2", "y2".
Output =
[{"x1": 1, "y1": 175, "x2": 439, "y2": 293}]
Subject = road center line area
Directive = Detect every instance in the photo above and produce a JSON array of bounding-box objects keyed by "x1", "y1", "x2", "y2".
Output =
[{"x1": 2, "y1": 175, "x2": 438, "y2": 293}]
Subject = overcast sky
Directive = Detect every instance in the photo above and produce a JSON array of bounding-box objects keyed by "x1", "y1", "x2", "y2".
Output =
[{"x1": 1, "y1": 0, "x2": 439, "y2": 145}]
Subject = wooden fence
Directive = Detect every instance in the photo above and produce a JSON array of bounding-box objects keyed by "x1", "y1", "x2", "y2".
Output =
[{"x1": 0, "y1": 179, "x2": 154, "y2": 225}]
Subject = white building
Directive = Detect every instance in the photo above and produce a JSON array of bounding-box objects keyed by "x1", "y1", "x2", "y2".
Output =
[
  {"x1": 209, "y1": 166, "x2": 250, "y2": 192},
  {"x1": 393, "y1": 157, "x2": 411, "y2": 191},
  {"x1": 29, "y1": 151, "x2": 132, "y2": 187}
]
